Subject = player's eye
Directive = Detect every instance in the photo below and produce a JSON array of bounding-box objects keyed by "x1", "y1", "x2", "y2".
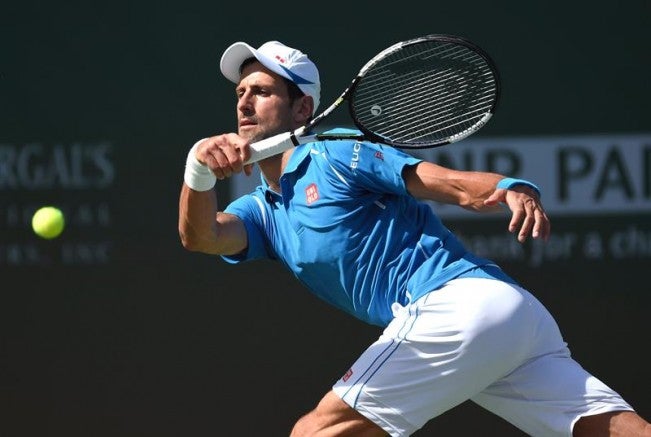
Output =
[{"x1": 255, "y1": 88, "x2": 269, "y2": 96}]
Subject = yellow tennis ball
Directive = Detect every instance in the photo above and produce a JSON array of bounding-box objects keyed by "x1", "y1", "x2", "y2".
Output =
[{"x1": 32, "y1": 206, "x2": 65, "y2": 239}]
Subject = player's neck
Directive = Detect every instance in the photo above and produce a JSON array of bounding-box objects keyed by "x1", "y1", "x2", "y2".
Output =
[{"x1": 259, "y1": 149, "x2": 294, "y2": 194}]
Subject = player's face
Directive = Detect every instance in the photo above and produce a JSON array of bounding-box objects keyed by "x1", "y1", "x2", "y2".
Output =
[{"x1": 236, "y1": 62, "x2": 298, "y2": 143}]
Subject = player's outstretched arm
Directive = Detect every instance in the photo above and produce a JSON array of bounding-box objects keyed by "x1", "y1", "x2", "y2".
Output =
[{"x1": 403, "y1": 161, "x2": 550, "y2": 242}]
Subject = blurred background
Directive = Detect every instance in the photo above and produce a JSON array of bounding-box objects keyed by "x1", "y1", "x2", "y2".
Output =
[{"x1": 1, "y1": 1, "x2": 649, "y2": 435}]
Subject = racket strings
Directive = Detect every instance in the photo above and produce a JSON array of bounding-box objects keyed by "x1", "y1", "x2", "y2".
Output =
[
  {"x1": 367, "y1": 74, "x2": 496, "y2": 142},
  {"x1": 359, "y1": 75, "x2": 494, "y2": 144},
  {"x1": 351, "y1": 40, "x2": 498, "y2": 147},
  {"x1": 359, "y1": 70, "x2": 495, "y2": 131},
  {"x1": 360, "y1": 67, "x2": 487, "y2": 114},
  {"x1": 360, "y1": 65, "x2": 493, "y2": 138}
]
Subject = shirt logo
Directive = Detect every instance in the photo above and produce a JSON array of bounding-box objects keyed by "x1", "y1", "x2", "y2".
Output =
[
  {"x1": 305, "y1": 183, "x2": 319, "y2": 204},
  {"x1": 342, "y1": 368, "x2": 353, "y2": 382},
  {"x1": 374, "y1": 151, "x2": 384, "y2": 161},
  {"x1": 350, "y1": 142, "x2": 362, "y2": 169}
]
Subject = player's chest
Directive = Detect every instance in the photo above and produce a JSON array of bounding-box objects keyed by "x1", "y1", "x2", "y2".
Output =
[
  {"x1": 271, "y1": 174, "x2": 356, "y2": 233},
  {"x1": 271, "y1": 166, "x2": 386, "y2": 235}
]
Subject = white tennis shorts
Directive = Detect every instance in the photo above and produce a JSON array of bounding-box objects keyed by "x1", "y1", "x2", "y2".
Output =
[{"x1": 333, "y1": 278, "x2": 633, "y2": 436}]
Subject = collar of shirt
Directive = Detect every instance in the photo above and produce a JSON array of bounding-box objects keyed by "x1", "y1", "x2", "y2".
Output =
[{"x1": 260, "y1": 143, "x2": 313, "y2": 201}]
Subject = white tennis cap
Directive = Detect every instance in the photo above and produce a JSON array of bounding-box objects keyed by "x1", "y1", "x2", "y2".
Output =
[{"x1": 220, "y1": 40, "x2": 321, "y2": 114}]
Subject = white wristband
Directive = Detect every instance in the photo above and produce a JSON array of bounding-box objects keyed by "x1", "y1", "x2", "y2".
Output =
[{"x1": 184, "y1": 139, "x2": 216, "y2": 191}]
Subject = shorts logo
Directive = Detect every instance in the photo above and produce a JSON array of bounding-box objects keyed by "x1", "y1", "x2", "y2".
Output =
[
  {"x1": 305, "y1": 183, "x2": 319, "y2": 204},
  {"x1": 342, "y1": 368, "x2": 353, "y2": 382}
]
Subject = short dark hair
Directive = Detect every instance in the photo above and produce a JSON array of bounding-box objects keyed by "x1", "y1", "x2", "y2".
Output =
[{"x1": 240, "y1": 57, "x2": 305, "y2": 104}]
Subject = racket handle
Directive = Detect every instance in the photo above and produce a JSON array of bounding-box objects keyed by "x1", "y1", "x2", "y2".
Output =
[{"x1": 245, "y1": 131, "x2": 296, "y2": 164}]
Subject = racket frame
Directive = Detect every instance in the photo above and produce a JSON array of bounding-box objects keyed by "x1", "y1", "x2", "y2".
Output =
[{"x1": 245, "y1": 34, "x2": 500, "y2": 164}]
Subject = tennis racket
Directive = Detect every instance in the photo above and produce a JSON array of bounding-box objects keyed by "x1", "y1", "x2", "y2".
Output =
[{"x1": 245, "y1": 34, "x2": 500, "y2": 164}]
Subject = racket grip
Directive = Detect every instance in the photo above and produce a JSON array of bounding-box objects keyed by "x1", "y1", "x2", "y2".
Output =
[{"x1": 245, "y1": 131, "x2": 298, "y2": 165}]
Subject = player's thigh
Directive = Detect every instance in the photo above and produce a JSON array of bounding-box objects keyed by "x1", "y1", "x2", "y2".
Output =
[
  {"x1": 291, "y1": 390, "x2": 387, "y2": 437},
  {"x1": 473, "y1": 350, "x2": 634, "y2": 437}
]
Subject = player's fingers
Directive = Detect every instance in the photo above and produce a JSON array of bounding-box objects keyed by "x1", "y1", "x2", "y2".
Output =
[
  {"x1": 238, "y1": 142, "x2": 252, "y2": 164},
  {"x1": 516, "y1": 200, "x2": 536, "y2": 242},
  {"x1": 219, "y1": 134, "x2": 252, "y2": 175},
  {"x1": 243, "y1": 163, "x2": 254, "y2": 176},
  {"x1": 516, "y1": 193, "x2": 550, "y2": 241},
  {"x1": 219, "y1": 145, "x2": 244, "y2": 174},
  {"x1": 203, "y1": 148, "x2": 234, "y2": 180},
  {"x1": 508, "y1": 204, "x2": 526, "y2": 237},
  {"x1": 532, "y1": 206, "x2": 551, "y2": 241},
  {"x1": 517, "y1": 197, "x2": 553, "y2": 242},
  {"x1": 199, "y1": 135, "x2": 250, "y2": 179}
]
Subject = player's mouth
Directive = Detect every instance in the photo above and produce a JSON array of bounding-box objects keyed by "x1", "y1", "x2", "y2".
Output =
[{"x1": 239, "y1": 119, "x2": 256, "y2": 129}]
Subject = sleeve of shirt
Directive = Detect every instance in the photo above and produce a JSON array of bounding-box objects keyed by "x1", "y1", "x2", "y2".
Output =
[
  {"x1": 220, "y1": 194, "x2": 272, "y2": 264},
  {"x1": 325, "y1": 140, "x2": 422, "y2": 195}
]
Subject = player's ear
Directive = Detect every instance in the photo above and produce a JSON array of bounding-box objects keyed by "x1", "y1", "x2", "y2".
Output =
[{"x1": 293, "y1": 95, "x2": 313, "y2": 123}]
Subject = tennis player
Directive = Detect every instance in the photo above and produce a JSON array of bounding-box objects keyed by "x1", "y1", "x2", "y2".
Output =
[{"x1": 178, "y1": 40, "x2": 650, "y2": 436}]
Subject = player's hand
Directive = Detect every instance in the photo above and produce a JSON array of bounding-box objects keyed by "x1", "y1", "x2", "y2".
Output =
[
  {"x1": 194, "y1": 134, "x2": 254, "y2": 179},
  {"x1": 484, "y1": 186, "x2": 550, "y2": 243}
]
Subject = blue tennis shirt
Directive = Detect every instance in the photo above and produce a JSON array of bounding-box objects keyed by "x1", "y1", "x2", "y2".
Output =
[{"x1": 222, "y1": 130, "x2": 516, "y2": 327}]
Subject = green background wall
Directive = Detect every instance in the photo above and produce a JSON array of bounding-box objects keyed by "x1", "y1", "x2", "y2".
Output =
[{"x1": 2, "y1": 2, "x2": 649, "y2": 435}]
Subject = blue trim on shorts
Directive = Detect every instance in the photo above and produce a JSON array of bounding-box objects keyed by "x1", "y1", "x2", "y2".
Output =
[{"x1": 346, "y1": 305, "x2": 422, "y2": 408}]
